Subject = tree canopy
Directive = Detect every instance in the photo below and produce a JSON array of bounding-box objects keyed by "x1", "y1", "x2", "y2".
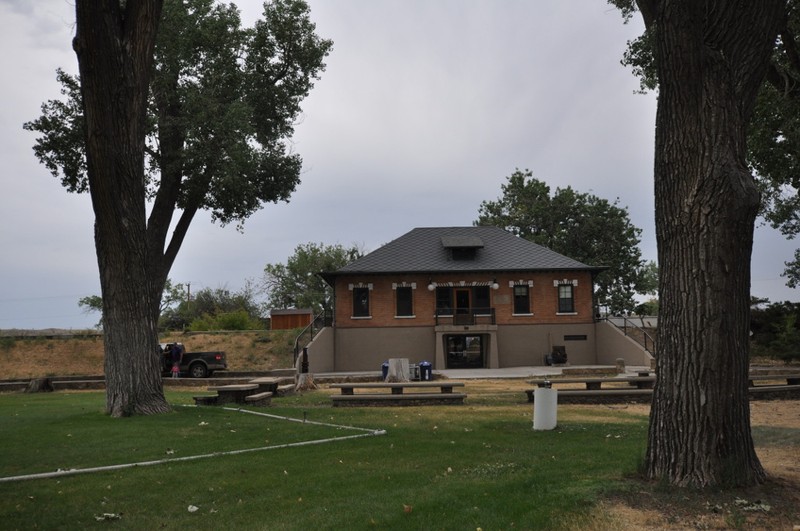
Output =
[
  {"x1": 160, "y1": 283, "x2": 263, "y2": 331},
  {"x1": 262, "y1": 242, "x2": 364, "y2": 314},
  {"x1": 476, "y1": 169, "x2": 653, "y2": 314}
]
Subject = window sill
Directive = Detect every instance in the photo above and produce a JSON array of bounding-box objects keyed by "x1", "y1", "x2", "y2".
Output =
[
  {"x1": 512, "y1": 313, "x2": 534, "y2": 317},
  {"x1": 556, "y1": 312, "x2": 578, "y2": 316},
  {"x1": 351, "y1": 316, "x2": 372, "y2": 320},
  {"x1": 394, "y1": 315, "x2": 416, "y2": 319}
]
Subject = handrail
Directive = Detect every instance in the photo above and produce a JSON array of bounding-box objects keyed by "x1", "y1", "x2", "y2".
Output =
[
  {"x1": 293, "y1": 309, "x2": 332, "y2": 365},
  {"x1": 435, "y1": 307, "x2": 495, "y2": 326},
  {"x1": 605, "y1": 316, "x2": 656, "y2": 355}
]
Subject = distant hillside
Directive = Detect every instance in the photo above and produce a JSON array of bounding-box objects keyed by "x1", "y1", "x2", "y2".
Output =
[{"x1": 0, "y1": 330, "x2": 298, "y2": 380}]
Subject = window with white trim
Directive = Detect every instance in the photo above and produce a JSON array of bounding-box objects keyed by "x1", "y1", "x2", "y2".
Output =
[
  {"x1": 396, "y1": 286, "x2": 413, "y2": 317},
  {"x1": 557, "y1": 284, "x2": 575, "y2": 313},
  {"x1": 513, "y1": 285, "x2": 531, "y2": 314},
  {"x1": 352, "y1": 287, "x2": 370, "y2": 317}
]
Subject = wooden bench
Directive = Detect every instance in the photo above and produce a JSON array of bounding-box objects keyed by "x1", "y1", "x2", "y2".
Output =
[
  {"x1": 527, "y1": 376, "x2": 655, "y2": 394},
  {"x1": 330, "y1": 381, "x2": 464, "y2": 395},
  {"x1": 244, "y1": 391, "x2": 273, "y2": 406},
  {"x1": 526, "y1": 383, "x2": 800, "y2": 404},
  {"x1": 206, "y1": 383, "x2": 260, "y2": 404},
  {"x1": 250, "y1": 376, "x2": 295, "y2": 393},
  {"x1": 748, "y1": 374, "x2": 800, "y2": 386},
  {"x1": 193, "y1": 395, "x2": 218, "y2": 406},
  {"x1": 330, "y1": 381, "x2": 466, "y2": 407}
]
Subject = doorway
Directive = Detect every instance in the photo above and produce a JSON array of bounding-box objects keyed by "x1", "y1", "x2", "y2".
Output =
[{"x1": 445, "y1": 335, "x2": 484, "y2": 369}]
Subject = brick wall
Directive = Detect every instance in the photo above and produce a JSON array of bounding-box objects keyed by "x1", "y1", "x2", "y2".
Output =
[{"x1": 333, "y1": 271, "x2": 596, "y2": 328}]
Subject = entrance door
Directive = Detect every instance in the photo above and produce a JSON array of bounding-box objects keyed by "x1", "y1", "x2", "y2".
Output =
[
  {"x1": 454, "y1": 289, "x2": 471, "y2": 325},
  {"x1": 446, "y1": 335, "x2": 484, "y2": 369}
]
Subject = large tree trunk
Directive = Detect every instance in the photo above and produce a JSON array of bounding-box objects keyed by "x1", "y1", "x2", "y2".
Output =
[
  {"x1": 641, "y1": 0, "x2": 784, "y2": 487},
  {"x1": 73, "y1": 1, "x2": 169, "y2": 416}
]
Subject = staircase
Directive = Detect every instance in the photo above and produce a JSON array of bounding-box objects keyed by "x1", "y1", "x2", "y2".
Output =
[
  {"x1": 606, "y1": 316, "x2": 656, "y2": 355},
  {"x1": 293, "y1": 309, "x2": 332, "y2": 365}
]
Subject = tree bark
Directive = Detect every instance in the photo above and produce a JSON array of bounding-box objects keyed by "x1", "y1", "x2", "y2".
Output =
[
  {"x1": 643, "y1": 0, "x2": 784, "y2": 487},
  {"x1": 73, "y1": 1, "x2": 169, "y2": 416}
]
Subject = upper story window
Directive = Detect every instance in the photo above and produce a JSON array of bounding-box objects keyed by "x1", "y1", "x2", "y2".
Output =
[
  {"x1": 513, "y1": 285, "x2": 531, "y2": 314},
  {"x1": 435, "y1": 287, "x2": 453, "y2": 315},
  {"x1": 352, "y1": 287, "x2": 370, "y2": 317},
  {"x1": 557, "y1": 284, "x2": 575, "y2": 313},
  {"x1": 396, "y1": 286, "x2": 413, "y2": 317},
  {"x1": 473, "y1": 286, "x2": 491, "y2": 314}
]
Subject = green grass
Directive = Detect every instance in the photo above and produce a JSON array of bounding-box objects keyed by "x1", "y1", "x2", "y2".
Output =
[{"x1": 0, "y1": 390, "x2": 648, "y2": 530}]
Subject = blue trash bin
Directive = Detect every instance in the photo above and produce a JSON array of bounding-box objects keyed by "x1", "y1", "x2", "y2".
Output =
[
  {"x1": 419, "y1": 361, "x2": 432, "y2": 381},
  {"x1": 381, "y1": 361, "x2": 389, "y2": 380}
]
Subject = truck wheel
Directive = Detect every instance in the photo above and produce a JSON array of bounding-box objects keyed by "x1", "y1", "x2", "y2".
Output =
[{"x1": 189, "y1": 363, "x2": 208, "y2": 378}]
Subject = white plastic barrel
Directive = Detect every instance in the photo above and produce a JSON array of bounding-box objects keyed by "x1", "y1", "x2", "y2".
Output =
[{"x1": 532, "y1": 388, "x2": 558, "y2": 430}]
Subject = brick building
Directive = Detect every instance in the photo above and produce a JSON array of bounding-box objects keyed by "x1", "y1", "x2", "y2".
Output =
[{"x1": 309, "y1": 226, "x2": 647, "y2": 372}]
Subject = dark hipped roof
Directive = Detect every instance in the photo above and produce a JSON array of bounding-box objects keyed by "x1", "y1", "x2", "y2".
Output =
[{"x1": 322, "y1": 226, "x2": 605, "y2": 281}]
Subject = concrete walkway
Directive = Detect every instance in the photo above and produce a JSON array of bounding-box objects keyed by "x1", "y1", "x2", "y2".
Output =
[{"x1": 316, "y1": 365, "x2": 653, "y2": 381}]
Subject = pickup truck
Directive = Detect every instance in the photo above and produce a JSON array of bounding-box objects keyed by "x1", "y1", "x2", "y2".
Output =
[{"x1": 160, "y1": 342, "x2": 227, "y2": 378}]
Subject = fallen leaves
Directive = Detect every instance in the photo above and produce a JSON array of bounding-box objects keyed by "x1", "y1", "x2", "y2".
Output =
[{"x1": 94, "y1": 513, "x2": 121, "y2": 521}]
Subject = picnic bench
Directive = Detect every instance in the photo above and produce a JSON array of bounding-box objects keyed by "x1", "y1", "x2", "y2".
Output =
[
  {"x1": 527, "y1": 375, "x2": 655, "y2": 394},
  {"x1": 204, "y1": 384, "x2": 260, "y2": 404},
  {"x1": 250, "y1": 376, "x2": 296, "y2": 397},
  {"x1": 525, "y1": 372, "x2": 800, "y2": 404},
  {"x1": 748, "y1": 374, "x2": 800, "y2": 386},
  {"x1": 330, "y1": 381, "x2": 466, "y2": 407}
]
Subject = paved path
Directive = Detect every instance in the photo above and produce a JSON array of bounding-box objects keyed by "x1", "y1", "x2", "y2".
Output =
[{"x1": 316, "y1": 365, "x2": 653, "y2": 381}]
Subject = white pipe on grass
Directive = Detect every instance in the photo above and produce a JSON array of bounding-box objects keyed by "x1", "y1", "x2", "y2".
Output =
[{"x1": 0, "y1": 406, "x2": 386, "y2": 483}]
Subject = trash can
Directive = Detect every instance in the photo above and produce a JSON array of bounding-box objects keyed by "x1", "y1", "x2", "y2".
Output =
[
  {"x1": 381, "y1": 361, "x2": 389, "y2": 381},
  {"x1": 532, "y1": 384, "x2": 558, "y2": 431},
  {"x1": 419, "y1": 361, "x2": 432, "y2": 381}
]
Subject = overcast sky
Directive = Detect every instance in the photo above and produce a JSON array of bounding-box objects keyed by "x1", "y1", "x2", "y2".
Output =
[{"x1": 0, "y1": 0, "x2": 796, "y2": 330}]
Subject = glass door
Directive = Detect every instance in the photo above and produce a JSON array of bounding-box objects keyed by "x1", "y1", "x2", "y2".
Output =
[
  {"x1": 455, "y1": 288, "x2": 471, "y2": 325},
  {"x1": 446, "y1": 335, "x2": 484, "y2": 368}
]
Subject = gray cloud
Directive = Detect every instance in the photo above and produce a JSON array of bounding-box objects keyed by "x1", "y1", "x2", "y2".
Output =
[{"x1": 0, "y1": 0, "x2": 795, "y2": 329}]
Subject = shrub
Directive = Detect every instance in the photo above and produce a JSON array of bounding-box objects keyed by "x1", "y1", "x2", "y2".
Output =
[{"x1": 188, "y1": 310, "x2": 263, "y2": 331}]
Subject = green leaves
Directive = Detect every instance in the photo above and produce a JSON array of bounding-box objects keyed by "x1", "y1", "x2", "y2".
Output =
[
  {"x1": 25, "y1": 0, "x2": 332, "y2": 230},
  {"x1": 477, "y1": 169, "x2": 648, "y2": 314},
  {"x1": 263, "y1": 242, "x2": 364, "y2": 313}
]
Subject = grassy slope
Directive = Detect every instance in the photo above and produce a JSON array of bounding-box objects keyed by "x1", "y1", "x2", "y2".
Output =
[{"x1": 0, "y1": 330, "x2": 299, "y2": 379}]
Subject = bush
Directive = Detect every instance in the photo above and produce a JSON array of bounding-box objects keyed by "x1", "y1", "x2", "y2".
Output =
[
  {"x1": 188, "y1": 310, "x2": 263, "y2": 331},
  {"x1": 0, "y1": 337, "x2": 16, "y2": 351},
  {"x1": 770, "y1": 314, "x2": 800, "y2": 364}
]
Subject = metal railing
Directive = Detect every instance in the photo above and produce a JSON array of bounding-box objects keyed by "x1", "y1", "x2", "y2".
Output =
[
  {"x1": 292, "y1": 309, "x2": 333, "y2": 365},
  {"x1": 435, "y1": 307, "x2": 496, "y2": 326},
  {"x1": 606, "y1": 316, "x2": 656, "y2": 354}
]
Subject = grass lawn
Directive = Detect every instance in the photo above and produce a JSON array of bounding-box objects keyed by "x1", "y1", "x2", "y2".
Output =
[{"x1": 0, "y1": 388, "x2": 648, "y2": 530}]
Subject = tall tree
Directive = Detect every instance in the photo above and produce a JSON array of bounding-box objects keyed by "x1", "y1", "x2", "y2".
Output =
[
  {"x1": 476, "y1": 169, "x2": 651, "y2": 314},
  {"x1": 622, "y1": 0, "x2": 785, "y2": 487},
  {"x1": 27, "y1": 0, "x2": 331, "y2": 416},
  {"x1": 263, "y1": 243, "x2": 364, "y2": 313},
  {"x1": 71, "y1": 0, "x2": 168, "y2": 416}
]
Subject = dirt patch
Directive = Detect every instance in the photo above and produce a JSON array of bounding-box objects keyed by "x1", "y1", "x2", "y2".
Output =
[{"x1": 580, "y1": 400, "x2": 800, "y2": 530}]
